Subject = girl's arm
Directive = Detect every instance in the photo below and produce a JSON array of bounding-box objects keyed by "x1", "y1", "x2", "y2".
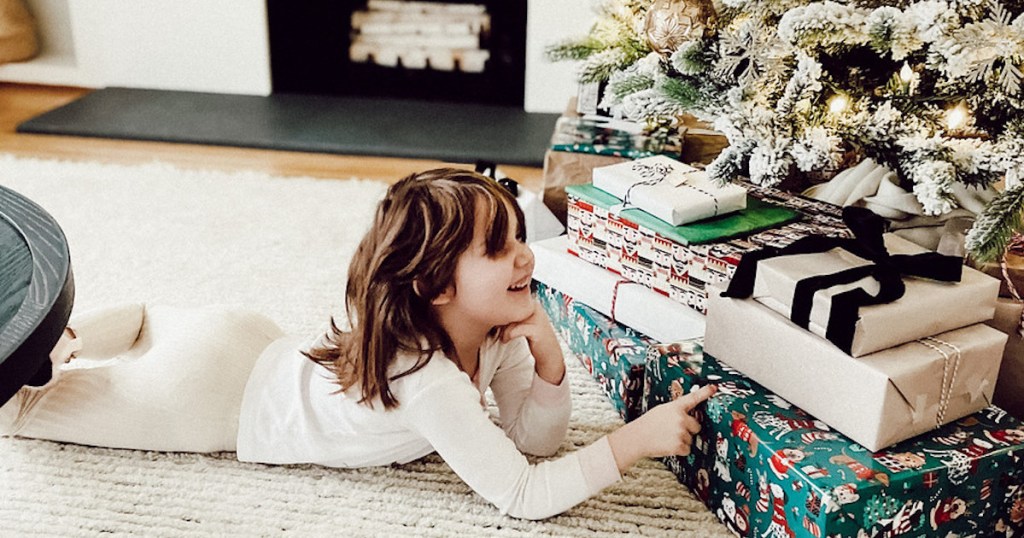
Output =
[
  {"x1": 400, "y1": 376, "x2": 617, "y2": 520},
  {"x1": 68, "y1": 303, "x2": 146, "y2": 359},
  {"x1": 401, "y1": 370, "x2": 716, "y2": 519},
  {"x1": 606, "y1": 384, "x2": 717, "y2": 473},
  {"x1": 487, "y1": 336, "x2": 570, "y2": 457}
]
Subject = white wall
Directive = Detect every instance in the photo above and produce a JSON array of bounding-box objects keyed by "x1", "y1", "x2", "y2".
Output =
[
  {"x1": 524, "y1": 0, "x2": 597, "y2": 113},
  {"x1": 0, "y1": 0, "x2": 271, "y2": 95},
  {"x1": 1, "y1": 0, "x2": 592, "y2": 111},
  {"x1": 0, "y1": 0, "x2": 81, "y2": 86},
  {"x1": 70, "y1": 1, "x2": 271, "y2": 95}
]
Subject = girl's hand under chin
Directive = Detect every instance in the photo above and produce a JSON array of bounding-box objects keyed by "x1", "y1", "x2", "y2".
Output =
[{"x1": 497, "y1": 299, "x2": 565, "y2": 385}]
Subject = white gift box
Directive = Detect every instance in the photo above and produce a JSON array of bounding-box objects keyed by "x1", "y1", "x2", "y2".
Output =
[
  {"x1": 704, "y1": 288, "x2": 1007, "y2": 451},
  {"x1": 518, "y1": 188, "x2": 564, "y2": 244},
  {"x1": 532, "y1": 235, "x2": 705, "y2": 343},
  {"x1": 592, "y1": 155, "x2": 747, "y2": 226},
  {"x1": 750, "y1": 233, "x2": 999, "y2": 356}
]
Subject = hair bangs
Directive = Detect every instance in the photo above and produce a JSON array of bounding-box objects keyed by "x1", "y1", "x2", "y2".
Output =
[{"x1": 478, "y1": 186, "x2": 526, "y2": 256}]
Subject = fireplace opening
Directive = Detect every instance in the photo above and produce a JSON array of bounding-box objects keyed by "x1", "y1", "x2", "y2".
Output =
[{"x1": 267, "y1": 0, "x2": 527, "y2": 107}]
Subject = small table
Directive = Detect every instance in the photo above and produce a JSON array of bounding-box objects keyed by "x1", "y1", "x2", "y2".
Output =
[{"x1": 0, "y1": 185, "x2": 74, "y2": 406}]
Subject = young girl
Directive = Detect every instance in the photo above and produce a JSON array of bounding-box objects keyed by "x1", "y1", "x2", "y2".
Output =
[{"x1": 0, "y1": 169, "x2": 715, "y2": 520}]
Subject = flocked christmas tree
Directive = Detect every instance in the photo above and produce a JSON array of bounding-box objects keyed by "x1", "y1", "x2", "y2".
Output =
[{"x1": 548, "y1": 0, "x2": 1024, "y2": 262}]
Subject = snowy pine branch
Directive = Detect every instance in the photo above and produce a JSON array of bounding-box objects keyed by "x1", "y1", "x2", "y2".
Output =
[{"x1": 965, "y1": 183, "x2": 1024, "y2": 261}]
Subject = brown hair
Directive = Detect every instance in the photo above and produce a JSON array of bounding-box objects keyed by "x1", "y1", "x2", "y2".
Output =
[{"x1": 305, "y1": 168, "x2": 526, "y2": 409}]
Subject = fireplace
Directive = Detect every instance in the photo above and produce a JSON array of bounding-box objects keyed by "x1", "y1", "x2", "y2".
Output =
[{"x1": 267, "y1": 0, "x2": 527, "y2": 107}]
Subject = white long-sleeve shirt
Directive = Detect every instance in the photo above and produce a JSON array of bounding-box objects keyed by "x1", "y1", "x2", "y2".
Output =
[
  {"x1": 50, "y1": 304, "x2": 623, "y2": 519},
  {"x1": 236, "y1": 334, "x2": 622, "y2": 520}
]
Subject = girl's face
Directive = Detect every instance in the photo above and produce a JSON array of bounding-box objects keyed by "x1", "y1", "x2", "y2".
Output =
[{"x1": 434, "y1": 198, "x2": 535, "y2": 331}]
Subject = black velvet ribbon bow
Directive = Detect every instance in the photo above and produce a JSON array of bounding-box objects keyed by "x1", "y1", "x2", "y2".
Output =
[{"x1": 722, "y1": 206, "x2": 964, "y2": 353}]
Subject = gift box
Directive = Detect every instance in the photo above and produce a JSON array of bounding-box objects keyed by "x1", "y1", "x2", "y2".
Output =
[
  {"x1": 550, "y1": 102, "x2": 684, "y2": 159},
  {"x1": 592, "y1": 155, "x2": 748, "y2": 226},
  {"x1": 970, "y1": 250, "x2": 1024, "y2": 299},
  {"x1": 535, "y1": 281, "x2": 651, "y2": 422},
  {"x1": 988, "y1": 298, "x2": 1024, "y2": 421},
  {"x1": 541, "y1": 149, "x2": 628, "y2": 225},
  {"x1": 745, "y1": 231, "x2": 1000, "y2": 356},
  {"x1": 676, "y1": 113, "x2": 730, "y2": 166},
  {"x1": 704, "y1": 289, "x2": 1008, "y2": 451},
  {"x1": 532, "y1": 235, "x2": 705, "y2": 343},
  {"x1": 644, "y1": 340, "x2": 1024, "y2": 538},
  {"x1": 566, "y1": 181, "x2": 845, "y2": 314}
]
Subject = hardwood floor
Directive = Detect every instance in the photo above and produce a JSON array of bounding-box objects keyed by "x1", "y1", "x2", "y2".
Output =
[{"x1": 0, "y1": 83, "x2": 544, "y2": 189}]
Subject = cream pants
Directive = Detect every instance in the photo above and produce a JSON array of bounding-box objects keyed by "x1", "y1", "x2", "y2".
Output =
[{"x1": 0, "y1": 303, "x2": 284, "y2": 452}]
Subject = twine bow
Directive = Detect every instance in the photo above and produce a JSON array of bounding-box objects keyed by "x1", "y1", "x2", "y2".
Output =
[
  {"x1": 723, "y1": 206, "x2": 964, "y2": 353},
  {"x1": 612, "y1": 161, "x2": 721, "y2": 218}
]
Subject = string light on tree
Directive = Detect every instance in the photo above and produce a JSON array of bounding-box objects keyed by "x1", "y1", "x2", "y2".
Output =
[
  {"x1": 547, "y1": 0, "x2": 1024, "y2": 262},
  {"x1": 898, "y1": 62, "x2": 918, "y2": 94},
  {"x1": 828, "y1": 93, "x2": 850, "y2": 115},
  {"x1": 945, "y1": 103, "x2": 970, "y2": 132},
  {"x1": 899, "y1": 63, "x2": 914, "y2": 83}
]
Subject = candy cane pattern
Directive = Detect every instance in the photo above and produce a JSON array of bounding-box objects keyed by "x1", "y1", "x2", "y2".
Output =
[
  {"x1": 735, "y1": 481, "x2": 750, "y2": 501},
  {"x1": 802, "y1": 516, "x2": 821, "y2": 538},
  {"x1": 981, "y1": 478, "x2": 993, "y2": 501},
  {"x1": 800, "y1": 431, "x2": 838, "y2": 445}
]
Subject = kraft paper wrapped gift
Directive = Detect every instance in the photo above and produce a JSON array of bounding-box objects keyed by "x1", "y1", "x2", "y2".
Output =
[
  {"x1": 645, "y1": 339, "x2": 1024, "y2": 538},
  {"x1": 970, "y1": 249, "x2": 1024, "y2": 299},
  {"x1": 541, "y1": 149, "x2": 628, "y2": 225},
  {"x1": 704, "y1": 290, "x2": 1008, "y2": 451},
  {"x1": 729, "y1": 210, "x2": 1000, "y2": 356},
  {"x1": 988, "y1": 298, "x2": 1024, "y2": 420},
  {"x1": 532, "y1": 235, "x2": 705, "y2": 343},
  {"x1": 592, "y1": 155, "x2": 748, "y2": 226},
  {"x1": 676, "y1": 113, "x2": 730, "y2": 165}
]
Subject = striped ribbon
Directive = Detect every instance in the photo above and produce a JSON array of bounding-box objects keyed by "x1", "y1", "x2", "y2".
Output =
[
  {"x1": 1000, "y1": 233, "x2": 1024, "y2": 336},
  {"x1": 916, "y1": 337, "x2": 963, "y2": 428},
  {"x1": 610, "y1": 279, "x2": 634, "y2": 324}
]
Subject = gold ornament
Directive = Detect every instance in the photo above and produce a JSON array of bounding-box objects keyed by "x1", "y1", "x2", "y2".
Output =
[{"x1": 644, "y1": 0, "x2": 716, "y2": 56}]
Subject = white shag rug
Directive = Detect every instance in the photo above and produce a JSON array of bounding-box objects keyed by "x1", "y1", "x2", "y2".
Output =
[{"x1": 0, "y1": 155, "x2": 731, "y2": 537}]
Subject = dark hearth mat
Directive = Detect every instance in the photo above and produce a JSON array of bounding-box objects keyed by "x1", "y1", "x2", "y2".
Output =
[{"x1": 18, "y1": 88, "x2": 559, "y2": 167}]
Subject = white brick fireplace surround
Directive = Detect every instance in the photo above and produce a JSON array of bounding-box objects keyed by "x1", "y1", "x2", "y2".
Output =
[{"x1": 0, "y1": 0, "x2": 595, "y2": 114}]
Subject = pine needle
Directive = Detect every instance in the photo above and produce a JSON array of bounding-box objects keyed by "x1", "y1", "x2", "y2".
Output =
[
  {"x1": 545, "y1": 37, "x2": 604, "y2": 62},
  {"x1": 659, "y1": 77, "x2": 705, "y2": 109},
  {"x1": 578, "y1": 48, "x2": 630, "y2": 83},
  {"x1": 966, "y1": 183, "x2": 1024, "y2": 262},
  {"x1": 608, "y1": 74, "x2": 655, "y2": 100}
]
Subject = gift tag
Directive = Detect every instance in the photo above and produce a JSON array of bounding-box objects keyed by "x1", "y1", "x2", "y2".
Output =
[{"x1": 666, "y1": 167, "x2": 705, "y2": 188}]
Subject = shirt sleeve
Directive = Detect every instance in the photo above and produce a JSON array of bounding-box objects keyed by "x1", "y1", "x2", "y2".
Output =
[
  {"x1": 399, "y1": 375, "x2": 621, "y2": 520},
  {"x1": 68, "y1": 303, "x2": 146, "y2": 359},
  {"x1": 487, "y1": 337, "x2": 572, "y2": 457}
]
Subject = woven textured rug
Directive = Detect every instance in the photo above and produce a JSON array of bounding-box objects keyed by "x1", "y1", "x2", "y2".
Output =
[{"x1": 0, "y1": 155, "x2": 731, "y2": 537}]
